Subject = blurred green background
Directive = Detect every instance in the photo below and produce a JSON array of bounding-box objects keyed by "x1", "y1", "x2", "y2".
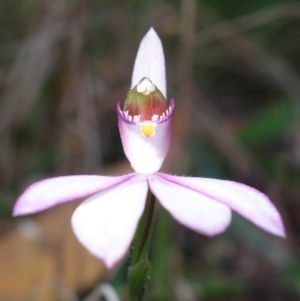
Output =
[{"x1": 1, "y1": 0, "x2": 300, "y2": 300}]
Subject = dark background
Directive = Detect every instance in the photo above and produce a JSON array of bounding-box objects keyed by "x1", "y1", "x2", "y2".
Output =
[{"x1": 1, "y1": 0, "x2": 300, "y2": 300}]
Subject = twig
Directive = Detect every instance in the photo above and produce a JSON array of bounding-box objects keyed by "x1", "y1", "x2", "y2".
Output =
[
  {"x1": 0, "y1": 21, "x2": 64, "y2": 134},
  {"x1": 196, "y1": 1, "x2": 300, "y2": 48}
]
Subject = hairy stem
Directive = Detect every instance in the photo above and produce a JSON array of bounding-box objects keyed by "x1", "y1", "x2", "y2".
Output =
[{"x1": 128, "y1": 190, "x2": 156, "y2": 301}]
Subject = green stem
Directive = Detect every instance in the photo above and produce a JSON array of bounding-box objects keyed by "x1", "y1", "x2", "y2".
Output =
[{"x1": 128, "y1": 190, "x2": 156, "y2": 301}]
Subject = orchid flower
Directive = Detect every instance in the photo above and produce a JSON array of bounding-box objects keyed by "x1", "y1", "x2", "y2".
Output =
[{"x1": 13, "y1": 28, "x2": 285, "y2": 270}]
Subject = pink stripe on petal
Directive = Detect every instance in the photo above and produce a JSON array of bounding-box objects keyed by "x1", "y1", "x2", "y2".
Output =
[
  {"x1": 148, "y1": 174, "x2": 231, "y2": 236},
  {"x1": 131, "y1": 28, "x2": 166, "y2": 98},
  {"x1": 13, "y1": 174, "x2": 135, "y2": 216},
  {"x1": 71, "y1": 175, "x2": 148, "y2": 269},
  {"x1": 157, "y1": 173, "x2": 285, "y2": 237}
]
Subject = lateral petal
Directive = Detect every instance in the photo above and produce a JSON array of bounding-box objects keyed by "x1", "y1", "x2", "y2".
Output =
[
  {"x1": 131, "y1": 28, "x2": 166, "y2": 98},
  {"x1": 148, "y1": 174, "x2": 231, "y2": 236},
  {"x1": 158, "y1": 173, "x2": 285, "y2": 237},
  {"x1": 13, "y1": 174, "x2": 135, "y2": 216},
  {"x1": 71, "y1": 175, "x2": 148, "y2": 268}
]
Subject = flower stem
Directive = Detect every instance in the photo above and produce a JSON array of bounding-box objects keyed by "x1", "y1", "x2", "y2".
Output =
[{"x1": 128, "y1": 190, "x2": 156, "y2": 301}]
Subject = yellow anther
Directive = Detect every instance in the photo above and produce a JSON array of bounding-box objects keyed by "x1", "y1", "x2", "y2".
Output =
[{"x1": 140, "y1": 122, "x2": 156, "y2": 137}]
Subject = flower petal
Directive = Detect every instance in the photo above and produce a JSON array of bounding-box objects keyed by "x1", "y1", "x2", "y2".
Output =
[
  {"x1": 158, "y1": 173, "x2": 285, "y2": 237},
  {"x1": 148, "y1": 174, "x2": 231, "y2": 236},
  {"x1": 13, "y1": 174, "x2": 135, "y2": 216},
  {"x1": 71, "y1": 175, "x2": 148, "y2": 268},
  {"x1": 131, "y1": 28, "x2": 166, "y2": 98},
  {"x1": 117, "y1": 100, "x2": 174, "y2": 174}
]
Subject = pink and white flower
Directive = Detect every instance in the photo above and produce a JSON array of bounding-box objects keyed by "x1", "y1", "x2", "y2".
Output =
[{"x1": 13, "y1": 28, "x2": 285, "y2": 269}]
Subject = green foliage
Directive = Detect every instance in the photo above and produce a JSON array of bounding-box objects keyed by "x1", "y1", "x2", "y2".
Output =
[
  {"x1": 285, "y1": 261, "x2": 300, "y2": 297},
  {"x1": 0, "y1": 0, "x2": 34, "y2": 41},
  {"x1": 201, "y1": 0, "x2": 294, "y2": 18},
  {"x1": 200, "y1": 277, "x2": 244, "y2": 299},
  {"x1": 237, "y1": 101, "x2": 293, "y2": 147},
  {"x1": 150, "y1": 209, "x2": 174, "y2": 301}
]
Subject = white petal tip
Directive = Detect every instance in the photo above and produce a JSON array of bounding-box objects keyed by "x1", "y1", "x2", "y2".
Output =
[
  {"x1": 131, "y1": 28, "x2": 166, "y2": 97},
  {"x1": 145, "y1": 27, "x2": 159, "y2": 39},
  {"x1": 12, "y1": 209, "x2": 21, "y2": 217},
  {"x1": 12, "y1": 202, "x2": 36, "y2": 217},
  {"x1": 272, "y1": 223, "x2": 286, "y2": 238}
]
